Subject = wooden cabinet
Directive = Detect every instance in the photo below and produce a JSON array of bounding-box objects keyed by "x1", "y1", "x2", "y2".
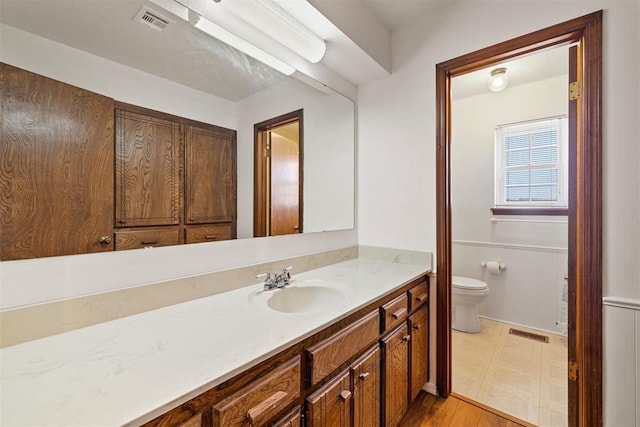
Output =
[
  {"x1": 114, "y1": 105, "x2": 236, "y2": 249},
  {"x1": 381, "y1": 324, "x2": 410, "y2": 427},
  {"x1": 144, "y1": 277, "x2": 429, "y2": 427},
  {"x1": 184, "y1": 123, "x2": 236, "y2": 225},
  {"x1": 271, "y1": 406, "x2": 301, "y2": 427},
  {"x1": 212, "y1": 357, "x2": 300, "y2": 426},
  {"x1": 115, "y1": 109, "x2": 181, "y2": 227},
  {"x1": 409, "y1": 305, "x2": 429, "y2": 401},
  {"x1": 306, "y1": 369, "x2": 352, "y2": 427},
  {"x1": 306, "y1": 311, "x2": 379, "y2": 386},
  {"x1": 351, "y1": 346, "x2": 381, "y2": 427},
  {"x1": 0, "y1": 63, "x2": 115, "y2": 260},
  {"x1": 380, "y1": 293, "x2": 409, "y2": 332}
]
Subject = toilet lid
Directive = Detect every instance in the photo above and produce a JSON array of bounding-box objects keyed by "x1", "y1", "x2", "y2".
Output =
[{"x1": 452, "y1": 276, "x2": 488, "y2": 290}]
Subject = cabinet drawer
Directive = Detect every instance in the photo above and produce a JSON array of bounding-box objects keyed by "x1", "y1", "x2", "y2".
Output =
[
  {"x1": 408, "y1": 280, "x2": 428, "y2": 312},
  {"x1": 381, "y1": 293, "x2": 409, "y2": 332},
  {"x1": 114, "y1": 228, "x2": 180, "y2": 250},
  {"x1": 213, "y1": 356, "x2": 300, "y2": 427},
  {"x1": 306, "y1": 311, "x2": 379, "y2": 386},
  {"x1": 184, "y1": 224, "x2": 233, "y2": 244}
]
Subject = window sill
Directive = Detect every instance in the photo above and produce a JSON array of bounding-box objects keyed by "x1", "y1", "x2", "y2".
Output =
[{"x1": 491, "y1": 207, "x2": 568, "y2": 216}]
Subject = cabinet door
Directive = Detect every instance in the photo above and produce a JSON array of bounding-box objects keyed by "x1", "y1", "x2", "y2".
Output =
[
  {"x1": 184, "y1": 124, "x2": 236, "y2": 225},
  {"x1": 115, "y1": 109, "x2": 180, "y2": 227},
  {"x1": 381, "y1": 324, "x2": 410, "y2": 427},
  {"x1": 351, "y1": 346, "x2": 380, "y2": 427},
  {"x1": 272, "y1": 406, "x2": 301, "y2": 427},
  {"x1": 409, "y1": 305, "x2": 428, "y2": 401},
  {"x1": 306, "y1": 369, "x2": 351, "y2": 427},
  {"x1": 0, "y1": 63, "x2": 114, "y2": 260}
]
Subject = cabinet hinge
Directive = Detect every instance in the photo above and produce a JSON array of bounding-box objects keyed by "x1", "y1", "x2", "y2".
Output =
[
  {"x1": 569, "y1": 81, "x2": 581, "y2": 100},
  {"x1": 568, "y1": 360, "x2": 579, "y2": 381}
]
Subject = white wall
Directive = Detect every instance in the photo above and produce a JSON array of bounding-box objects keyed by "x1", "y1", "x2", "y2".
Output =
[
  {"x1": 357, "y1": 1, "x2": 640, "y2": 424},
  {"x1": 451, "y1": 76, "x2": 568, "y2": 333},
  {"x1": 0, "y1": 24, "x2": 357, "y2": 309},
  {"x1": 235, "y1": 78, "x2": 355, "y2": 238}
]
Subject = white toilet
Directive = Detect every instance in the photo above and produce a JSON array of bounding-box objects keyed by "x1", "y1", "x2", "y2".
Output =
[{"x1": 452, "y1": 276, "x2": 489, "y2": 333}]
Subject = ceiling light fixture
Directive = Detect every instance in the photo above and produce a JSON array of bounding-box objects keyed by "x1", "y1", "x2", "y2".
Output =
[{"x1": 488, "y1": 67, "x2": 509, "y2": 92}]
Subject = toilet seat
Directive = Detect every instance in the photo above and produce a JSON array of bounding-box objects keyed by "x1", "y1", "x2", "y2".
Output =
[{"x1": 452, "y1": 276, "x2": 488, "y2": 291}]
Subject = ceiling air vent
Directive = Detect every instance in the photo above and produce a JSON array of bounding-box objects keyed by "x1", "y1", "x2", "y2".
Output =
[{"x1": 134, "y1": 6, "x2": 173, "y2": 31}]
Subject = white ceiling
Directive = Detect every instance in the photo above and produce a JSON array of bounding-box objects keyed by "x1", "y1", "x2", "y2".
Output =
[
  {"x1": 452, "y1": 45, "x2": 569, "y2": 100},
  {"x1": 0, "y1": 0, "x2": 569, "y2": 100},
  {"x1": 0, "y1": 0, "x2": 286, "y2": 101},
  {"x1": 362, "y1": 0, "x2": 456, "y2": 31}
]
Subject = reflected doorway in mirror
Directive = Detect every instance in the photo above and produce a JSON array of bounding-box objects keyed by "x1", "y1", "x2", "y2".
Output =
[{"x1": 254, "y1": 110, "x2": 303, "y2": 237}]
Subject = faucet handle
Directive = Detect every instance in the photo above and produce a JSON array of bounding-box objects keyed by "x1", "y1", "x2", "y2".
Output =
[
  {"x1": 256, "y1": 272, "x2": 273, "y2": 281},
  {"x1": 282, "y1": 266, "x2": 293, "y2": 273}
]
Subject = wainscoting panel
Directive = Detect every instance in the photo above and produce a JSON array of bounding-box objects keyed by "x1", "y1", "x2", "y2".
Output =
[
  {"x1": 453, "y1": 241, "x2": 567, "y2": 334},
  {"x1": 602, "y1": 301, "x2": 639, "y2": 427}
]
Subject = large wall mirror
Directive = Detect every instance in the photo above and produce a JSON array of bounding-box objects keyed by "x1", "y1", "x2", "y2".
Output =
[{"x1": 0, "y1": 0, "x2": 355, "y2": 261}]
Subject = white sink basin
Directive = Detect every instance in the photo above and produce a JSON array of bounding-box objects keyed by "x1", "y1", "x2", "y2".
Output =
[{"x1": 248, "y1": 279, "x2": 353, "y2": 314}]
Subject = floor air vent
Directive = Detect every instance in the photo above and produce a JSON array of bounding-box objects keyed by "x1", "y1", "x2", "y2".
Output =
[
  {"x1": 134, "y1": 7, "x2": 172, "y2": 31},
  {"x1": 508, "y1": 328, "x2": 549, "y2": 343}
]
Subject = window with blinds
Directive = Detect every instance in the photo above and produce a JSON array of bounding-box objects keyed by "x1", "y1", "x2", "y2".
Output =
[{"x1": 494, "y1": 117, "x2": 568, "y2": 208}]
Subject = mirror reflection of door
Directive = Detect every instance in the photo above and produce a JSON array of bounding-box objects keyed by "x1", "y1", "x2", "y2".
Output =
[{"x1": 254, "y1": 110, "x2": 303, "y2": 237}]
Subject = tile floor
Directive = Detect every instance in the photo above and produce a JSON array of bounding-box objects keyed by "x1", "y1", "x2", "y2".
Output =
[{"x1": 452, "y1": 318, "x2": 568, "y2": 426}]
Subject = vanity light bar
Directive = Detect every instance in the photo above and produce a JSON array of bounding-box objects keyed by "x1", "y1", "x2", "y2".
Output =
[
  {"x1": 194, "y1": 17, "x2": 295, "y2": 76},
  {"x1": 219, "y1": 0, "x2": 327, "y2": 64},
  {"x1": 148, "y1": 0, "x2": 296, "y2": 76}
]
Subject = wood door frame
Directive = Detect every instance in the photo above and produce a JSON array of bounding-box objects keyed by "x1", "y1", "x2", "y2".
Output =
[
  {"x1": 435, "y1": 11, "x2": 602, "y2": 426},
  {"x1": 253, "y1": 109, "x2": 304, "y2": 237}
]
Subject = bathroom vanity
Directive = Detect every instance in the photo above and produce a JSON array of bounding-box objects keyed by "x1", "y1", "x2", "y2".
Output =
[{"x1": 0, "y1": 256, "x2": 431, "y2": 427}]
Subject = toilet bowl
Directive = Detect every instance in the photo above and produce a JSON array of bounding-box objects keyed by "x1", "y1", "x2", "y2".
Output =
[{"x1": 452, "y1": 276, "x2": 489, "y2": 333}]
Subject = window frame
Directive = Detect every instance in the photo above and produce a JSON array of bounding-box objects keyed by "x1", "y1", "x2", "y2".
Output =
[{"x1": 493, "y1": 116, "x2": 568, "y2": 215}]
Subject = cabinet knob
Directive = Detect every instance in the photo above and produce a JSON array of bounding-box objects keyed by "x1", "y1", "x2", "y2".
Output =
[
  {"x1": 413, "y1": 324, "x2": 420, "y2": 330},
  {"x1": 339, "y1": 390, "x2": 352, "y2": 401},
  {"x1": 358, "y1": 372, "x2": 370, "y2": 381},
  {"x1": 98, "y1": 236, "x2": 112, "y2": 244},
  {"x1": 402, "y1": 335, "x2": 411, "y2": 342}
]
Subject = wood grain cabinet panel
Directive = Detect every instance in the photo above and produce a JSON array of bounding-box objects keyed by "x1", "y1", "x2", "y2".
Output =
[
  {"x1": 184, "y1": 224, "x2": 233, "y2": 244},
  {"x1": 381, "y1": 324, "x2": 410, "y2": 427},
  {"x1": 114, "y1": 227, "x2": 180, "y2": 250},
  {"x1": 306, "y1": 311, "x2": 379, "y2": 386},
  {"x1": 351, "y1": 346, "x2": 381, "y2": 427},
  {"x1": 407, "y1": 280, "x2": 428, "y2": 313},
  {"x1": 381, "y1": 294, "x2": 409, "y2": 333},
  {"x1": 409, "y1": 306, "x2": 428, "y2": 401},
  {"x1": 306, "y1": 369, "x2": 351, "y2": 427},
  {"x1": 115, "y1": 109, "x2": 180, "y2": 227},
  {"x1": 271, "y1": 406, "x2": 301, "y2": 427},
  {"x1": 0, "y1": 63, "x2": 115, "y2": 260},
  {"x1": 213, "y1": 357, "x2": 300, "y2": 427},
  {"x1": 184, "y1": 124, "x2": 236, "y2": 225}
]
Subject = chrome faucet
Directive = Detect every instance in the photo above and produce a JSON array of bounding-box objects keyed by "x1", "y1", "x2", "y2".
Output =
[{"x1": 257, "y1": 267, "x2": 293, "y2": 291}]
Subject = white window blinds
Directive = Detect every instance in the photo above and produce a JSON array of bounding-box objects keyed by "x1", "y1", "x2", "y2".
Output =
[{"x1": 495, "y1": 117, "x2": 568, "y2": 207}]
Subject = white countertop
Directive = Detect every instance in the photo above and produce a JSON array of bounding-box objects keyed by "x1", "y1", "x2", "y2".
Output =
[{"x1": 0, "y1": 258, "x2": 429, "y2": 426}]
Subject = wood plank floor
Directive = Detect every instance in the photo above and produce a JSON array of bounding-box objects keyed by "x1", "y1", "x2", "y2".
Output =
[{"x1": 399, "y1": 391, "x2": 533, "y2": 427}]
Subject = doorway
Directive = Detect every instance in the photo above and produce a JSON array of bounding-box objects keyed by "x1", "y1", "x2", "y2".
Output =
[
  {"x1": 450, "y1": 46, "x2": 570, "y2": 425},
  {"x1": 435, "y1": 11, "x2": 602, "y2": 427},
  {"x1": 254, "y1": 109, "x2": 303, "y2": 237}
]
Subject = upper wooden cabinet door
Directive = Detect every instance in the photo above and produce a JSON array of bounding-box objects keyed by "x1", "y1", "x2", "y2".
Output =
[
  {"x1": 0, "y1": 63, "x2": 114, "y2": 260},
  {"x1": 184, "y1": 124, "x2": 236, "y2": 224},
  {"x1": 115, "y1": 109, "x2": 180, "y2": 227}
]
